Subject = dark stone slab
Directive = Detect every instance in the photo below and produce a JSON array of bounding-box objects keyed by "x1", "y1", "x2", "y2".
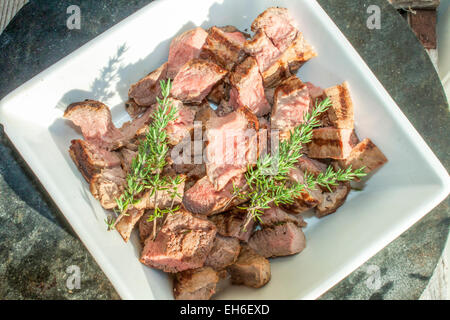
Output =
[{"x1": 0, "y1": 0, "x2": 448, "y2": 300}]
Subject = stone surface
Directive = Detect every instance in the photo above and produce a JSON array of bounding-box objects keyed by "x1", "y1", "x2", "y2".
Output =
[
  {"x1": 317, "y1": 0, "x2": 449, "y2": 299},
  {"x1": 0, "y1": 0, "x2": 448, "y2": 300},
  {"x1": 0, "y1": 128, "x2": 119, "y2": 299}
]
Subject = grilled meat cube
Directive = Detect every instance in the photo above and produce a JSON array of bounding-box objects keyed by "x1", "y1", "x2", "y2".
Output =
[
  {"x1": 315, "y1": 182, "x2": 351, "y2": 218},
  {"x1": 205, "y1": 106, "x2": 259, "y2": 191},
  {"x1": 248, "y1": 222, "x2": 306, "y2": 258},
  {"x1": 205, "y1": 235, "x2": 241, "y2": 270},
  {"x1": 200, "y1": 26, "x2": 247, "y2": 71},
  {"x1": 251, "y1": 7, "x2": 298, "y2": 52},
  {"x1": 307, "y1": 127, "x2": 355, "y2": 159},
  {"x1": 296, "y1": 156, "x2": 327, "y2": 176},
  {"x1": 89, "y1": 167, "x2": 126, "y2": 210},
  {"x1": 259, "y1": 205, "x2": 307, "y2": 228},
  {"x1": 114, "y1": 208, "x2": 145, "y2": 242},
  {"x1": 183, "y1": 174, "x2": 246, "y2": 216},
  {"x1": 69, "y1": 139, "x2": 121, "y2": 183},
  {"x1": 323, "y1": 82, "x2": 354, "y2": 129},
  {"x1": 229, "y1": 56, "x2": 271, "y2": 116},
  {"x1": 227, "y1": 244, "x2": 270, "y2": 288},
  {"x1": 261, "y1": 33, "x2": 316, "y2": 88},
  {"x1": 282, "y1": 167, "x2": 322, "y2": 214},
  {"x1": 172, "y1": 59, "x2": 228, "y2": 103},
  {"x1": 167, "y1": 27, "x2": 209, "y2": 79},
  {"x1": 173, "y1": 267, "x2": 219, "y2": 300},
  {"x1": 271, "y1": 76, "x2": 310, "y2": 140},
  {"x1": 244, "y1": 29, "x2": 281, "y2": 72},
  {"x1": 128, "y1": 63, "x2": 168, "y2": 107},
  {"x1": 337, "y1": 138, "x2": 387, "y2": 174},
  {"x1": 209, "y1": 208, "x2": 255, "y2": 242},
  {"x1": 140, "y1": 209, "x2": 217, "y2": 273}
]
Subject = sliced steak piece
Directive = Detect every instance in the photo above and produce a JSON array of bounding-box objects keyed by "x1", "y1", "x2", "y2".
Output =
[
  {"x1": 182, "y1": 174, "x2": 246, "y2": 216},
  {"x1": 282, "y1": 167, "x2": 321, "y2": 214},
  {"x1": 64, "y1": 100, "x2": 123, "y2": 150},
  {"x1": 271, "y1": 76, "x2": 310, "y2": 140},
  {"x1": 69, "y1": 139, "x2": 121, "y2": 183},
  {"x1": 337, "y1": 138, "x2": 387, "y2": 175},
  {"x1": 248, "y1": 222, "x2": 306, "y2": 258},
  {"x1": 114, "y1": 208, "x2": 145, "y2": 242},
  {"x1": 173, "y1": 267, "x2": 219, "y2": 300},
  {"x1": 251, "y1": 7, "x2": 298, "y2": 52},
  {"x1": 244, "y1": 29, "x2": 281, "y2": 72},
  {"x1": 200, "y1": 26, "x2": 247, "y2": 71},
  {"x1": 128, "y1": 63, "x2": 168, "y2": 107},
  {"x1": 171, "y1": 59, "x2": 228, "y2": 104},
  {"x1": 209, "y1": 208, "x2": 255, "y2": 242},
  {"x1": 167, "y1": 27, "x2": 209, "y2": 79},
  {"x1": 205, "y1": 235, "x2": 241, "y2": 270},
  {"x1": 307, "y1": 127, "x2": 355, "y2": 159},
  {"x1": 296, "y1": 156, "x2": 327, "y2": 176},
  {"x1": 205, "y1": 106, "x2": 258, "y2": 191},
  {"x1": 89, "y1": 167, "x2": 126, "y2": 210},
  {"x1": 315, "y1": 182, "x2": 351, "y2": 218},
  {"x1": 227, "y1": 244, "x2": 271, "y2": 288},
  {"x1": 140, "y1": 209, "x2": 216, "y2": 273},
  {"x1": 262, "y1": 33, "x2": 316, "y2": 88},
  {"x1": 229, "y1": 57, "x2": 271, "y2": 116},
  {"x1": 323, "y1": 82, "x2": 354, "y2": 129},
  {"x1": 259, "y1": 205, "x2": 307, "y2": 228}
]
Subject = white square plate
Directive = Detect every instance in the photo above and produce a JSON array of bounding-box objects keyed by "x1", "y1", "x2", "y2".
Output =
[{"x1": 0, "y1": 0, "x2": 449, "y2": 300}]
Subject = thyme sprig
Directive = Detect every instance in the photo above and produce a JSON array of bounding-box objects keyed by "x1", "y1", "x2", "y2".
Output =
[
  {"x1": 112, "y1": 80, "x2": 183, "y2": 237},
  {"x1": 237, "y1": 97, "x2": 366, "y2": 230}
]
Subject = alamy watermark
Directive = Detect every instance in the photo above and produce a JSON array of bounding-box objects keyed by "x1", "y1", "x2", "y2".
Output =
[
  {"x1": 366, "y1": 5, "x2": 381, "y2": 30},
  {"x1": 66, "y1": 265, "x2": 81, "y2": 290},
  {"x1": 67, "y1": 5, "x2": 81, "y2": 30},
  {"x1": 364, "y1": 264, "x2": 382, "y2": 290}
]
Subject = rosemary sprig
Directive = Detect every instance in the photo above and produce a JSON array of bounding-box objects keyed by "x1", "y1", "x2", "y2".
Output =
[
  {"x1": 304, "y1": 165, "x2": 366, "y2": 192},
  {"x1": 237, "y1": 98, "x2": 367, "y2": 230},
  {"x1": 113, "y1": 79, "x2": 183, "y2": 237},
  {"x1": 105, "y1": 216, "x2": 116, "y2": 231}
]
